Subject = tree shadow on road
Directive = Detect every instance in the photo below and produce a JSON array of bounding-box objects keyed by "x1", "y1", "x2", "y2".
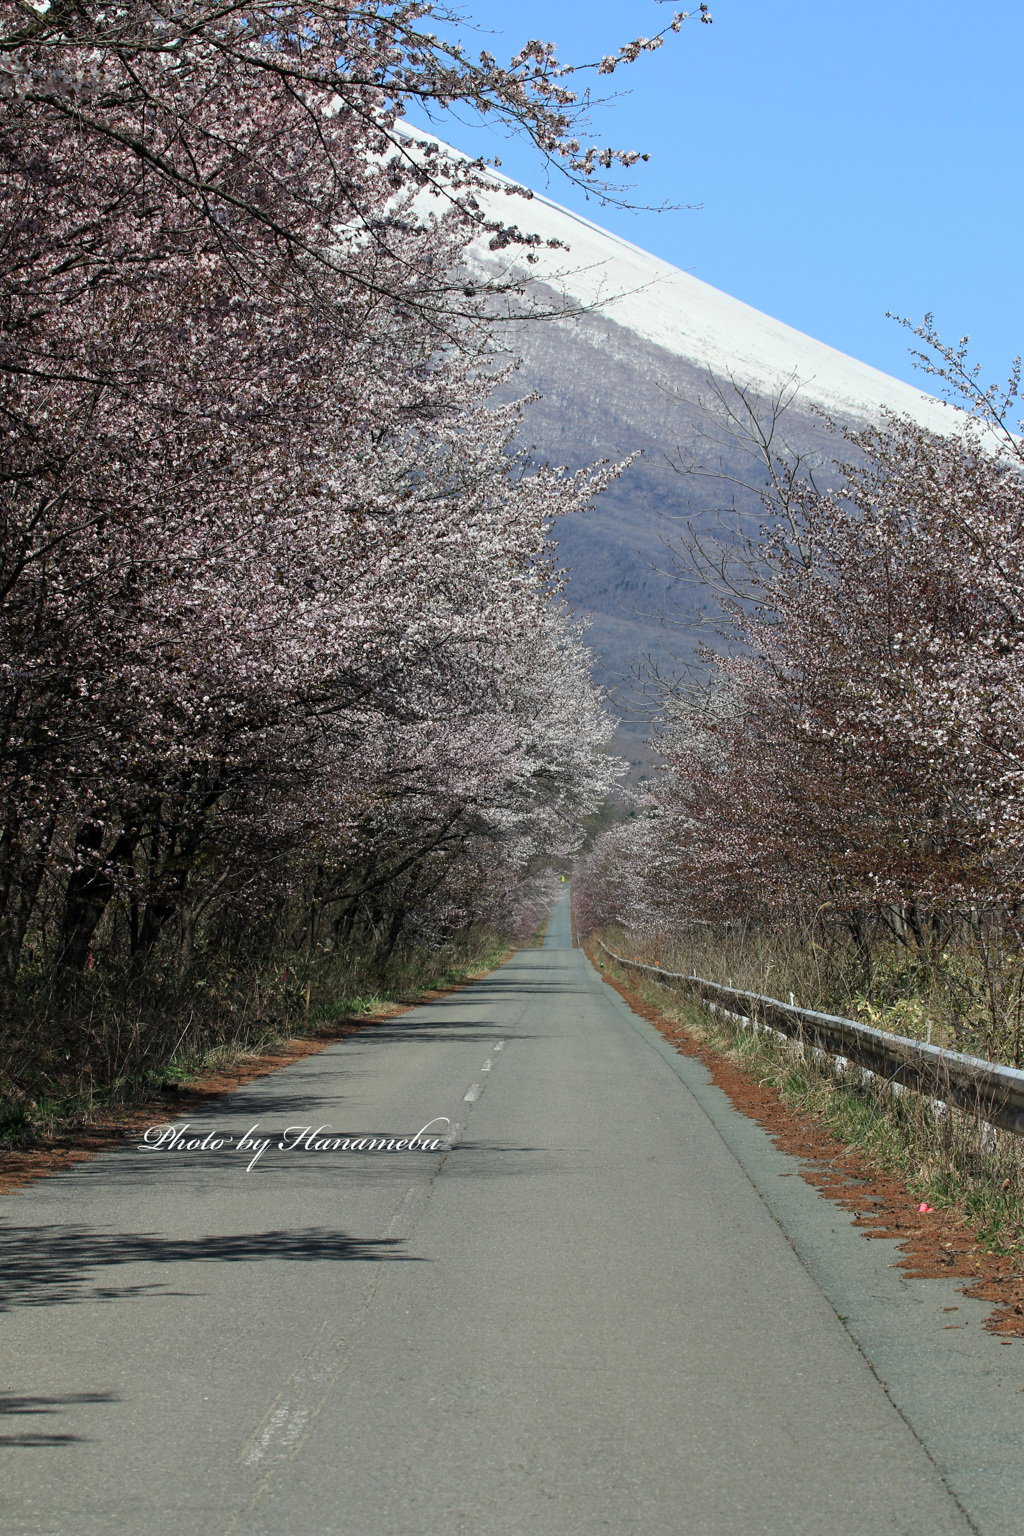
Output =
[
  {"x1": 0, "y1": 1226, "x2": 418, "y2": 1313},
  {"x1": 0, "y1": 1390, "x2": 117, "y2": 1446}
]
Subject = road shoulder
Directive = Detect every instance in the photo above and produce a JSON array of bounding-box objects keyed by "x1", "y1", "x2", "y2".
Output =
[{"x1": 586, "y1": 943, "x2": 1024, "y2": 1536}]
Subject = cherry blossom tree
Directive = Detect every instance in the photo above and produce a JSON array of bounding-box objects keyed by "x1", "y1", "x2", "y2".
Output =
[
  {"x1": 4, "y1": 0, "x2": 694, "y2": 988},
  {"x1": 576, "y1": 362, "x2": 1024, "y2": 995}
]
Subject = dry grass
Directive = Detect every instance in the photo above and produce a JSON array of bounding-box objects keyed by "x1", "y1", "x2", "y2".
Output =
[
  {"x1": 0, "y1": 929, "x2": 511, "y2": 1150},
  {"x1": 615, "y1": 918, "x2": 1024, "y2": 1063},
  {"x1": 525, "y1": 915, "x2": 549, "y2": 948}
]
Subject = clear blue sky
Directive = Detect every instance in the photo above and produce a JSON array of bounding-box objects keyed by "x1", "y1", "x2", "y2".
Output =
[{"x1": 402, "y1": 0, "x2": 1024, "y2": 392}]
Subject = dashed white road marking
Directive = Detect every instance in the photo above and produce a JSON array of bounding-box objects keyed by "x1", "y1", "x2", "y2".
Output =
[
  {"x1": 243, "y1": 1405, "x2": 290, "y2": 1468},
  {"x1": 240, "y1": 1340, "x2": 335, "y2": 1472},
  {"x1": 236, "y1": 1118, "x2": 467, "y2": 1494},
  {"x1": 232, "y1": 1086, "x2": 477, "y2": 1527},
  {"x1": 379, "y1": 1185, "x2": 428, "y2": 1240},
  {"x1": 437, "y1": 1120, "x2": 463, "y2": 1152},
  {"x1": 466, "y1": 1040, "x2": 506, "y2": 1098}
]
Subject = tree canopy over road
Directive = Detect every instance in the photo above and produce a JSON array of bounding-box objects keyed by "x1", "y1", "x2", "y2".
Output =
[{"x1": 0, "y1": 1, "x2": 701, "y2": 1091}]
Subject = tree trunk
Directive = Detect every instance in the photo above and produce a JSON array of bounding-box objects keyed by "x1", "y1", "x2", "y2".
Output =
[
  {"x1": 60, "y1": 821, "x2": 138, "y2": 971},
  {"x1": 0, "y1": 809, "x2": 56, "y2": 982}
]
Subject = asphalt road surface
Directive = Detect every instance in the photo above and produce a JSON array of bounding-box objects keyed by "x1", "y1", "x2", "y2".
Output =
[{"x1": 2, "y1": 899, "x2": 1022, "y2": 1535}]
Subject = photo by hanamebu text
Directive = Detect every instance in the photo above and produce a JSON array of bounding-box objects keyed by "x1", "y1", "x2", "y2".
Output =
[{"x1": 138, "y1": 1119, "x2": 454, "y2": 1171}]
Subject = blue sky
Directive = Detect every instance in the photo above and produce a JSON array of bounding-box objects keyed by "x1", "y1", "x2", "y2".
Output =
[{"x1": 402, "y1": 0, "x2": 1024, "y2": 394}]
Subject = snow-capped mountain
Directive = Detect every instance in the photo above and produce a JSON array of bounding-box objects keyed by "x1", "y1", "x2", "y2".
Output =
[
  {"x1": 400, "y1": 129, "x2": 958, "y2": 747},
  {"x1": 465, "y1": 171, "x2": 951, "y2": 437}
]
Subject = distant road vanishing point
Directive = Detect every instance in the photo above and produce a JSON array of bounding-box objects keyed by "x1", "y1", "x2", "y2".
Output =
[{"x1": 2, "y1": 899, "x2": 1020, "y2": 1534}]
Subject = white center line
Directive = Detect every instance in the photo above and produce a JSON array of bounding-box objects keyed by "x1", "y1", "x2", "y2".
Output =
[
  {"x1": 232, "y1": 1108, "x2": 469, "y2": 1524},
  {"x1": 463, "y1": 1083, "x2": 482, "y2": 1103},
  {"x1": 493, "y1": 1040, "x2": 506, "y2": 1051},
  {"x1": 437, "y1": 1120, "x2": 463, "y2": 1152},
  {"x1": 379, "y1": 1185, "x2": 426, "y2": 1240},
  {"x1": 481, "y1": 1058, "x2": 493, "y2": 1072},
  {"x1": 243, "y1": 1405, "x2": 290, "y2": 1468}
]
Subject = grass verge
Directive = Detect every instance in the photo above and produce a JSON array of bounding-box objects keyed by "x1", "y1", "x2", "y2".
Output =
[
  {"x1": 0, "y1": 934, "x2": 513, "y2": 1189},
  {"x1": 525, "y1": 915, "x2": 549, "y2": 948}
]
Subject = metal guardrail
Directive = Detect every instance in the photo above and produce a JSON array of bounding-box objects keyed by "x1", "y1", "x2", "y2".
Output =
[{"x1": 596, "y1": 940, "x2": 1024, "y2": 1137}]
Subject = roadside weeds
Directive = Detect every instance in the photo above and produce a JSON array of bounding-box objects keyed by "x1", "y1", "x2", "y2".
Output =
[{"x1": 0, "y1": 948, "x2": 514, "y2": 1197}]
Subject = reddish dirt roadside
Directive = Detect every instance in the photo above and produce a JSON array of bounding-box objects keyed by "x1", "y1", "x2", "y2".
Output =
[
  {"x1": 0, "y1": 960, "x2": 512, "y2": 1199},
  {"x1": 588, "y1": 945, "x2": 1024, "y2": 1340}
]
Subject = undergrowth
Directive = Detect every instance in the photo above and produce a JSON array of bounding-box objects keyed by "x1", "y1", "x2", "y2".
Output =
[
  {"x1": 608, "y1": 920, "x2": 1024, "y2": 1064},
  {"x1": 0, "y1": 929, "x2": 512, "y2": 1150},
  {"x1": 525, "y1": 914, "x2": 549, "y2": 948}
]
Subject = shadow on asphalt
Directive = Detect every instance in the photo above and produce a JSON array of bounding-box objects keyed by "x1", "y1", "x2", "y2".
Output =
[
  {"x1": 422, "y1": 986, "x2": 592, "y2": 998},
  {"x1": 349, "y1": 1023, "x2": 549, "y2": 1044},
  {"x1": 0, "y1": 1226, "x2": 418, "y2": 1313},
  {"x1": 0, "y1": 1390, "x2": 117, "y2": 1447},
  {"x1": 17, "y1": 1134, "x2": 575, "y2": 1200}
]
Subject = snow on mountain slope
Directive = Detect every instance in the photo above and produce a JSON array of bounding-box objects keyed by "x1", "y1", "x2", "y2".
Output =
[
  {"x1": 477, "y1": 191, "x2": 952, "y2": 432},
  {"x1": 401, "y1": 126, "x2": 953, "y2": 435},
  {"x1": 396, "y1": 129, "x2": 970, "y2": 760}
]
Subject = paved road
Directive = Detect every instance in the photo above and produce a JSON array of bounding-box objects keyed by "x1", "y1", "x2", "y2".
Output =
[{"x1": 2, "y1": 900, "x2": 1022, "y2": 1534}]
